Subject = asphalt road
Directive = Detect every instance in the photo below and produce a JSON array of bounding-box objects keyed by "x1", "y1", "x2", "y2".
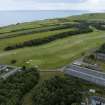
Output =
[{"x1": 64, "y1": 64, "x2": 105, "y2": 86}]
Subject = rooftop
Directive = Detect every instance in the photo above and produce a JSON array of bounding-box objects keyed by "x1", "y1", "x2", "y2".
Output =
[{"x1": 91, "y1": 96, "x2": 105, "y2": 103}]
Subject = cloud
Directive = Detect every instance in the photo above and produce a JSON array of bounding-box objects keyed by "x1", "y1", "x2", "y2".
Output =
[
  {"x1": 84, "y1": 0, "x2": 105, "y2": 12},
  {"x1": 0, "y1": 0, "x2": 105, "y2": 12}
]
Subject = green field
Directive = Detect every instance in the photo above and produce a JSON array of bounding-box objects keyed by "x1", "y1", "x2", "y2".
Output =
[
  {"x1": 1, "y1": 13, "x2": 105, "y2": 105},
  {"x1": 0, "y1": 13, "x2": 105, "y2": 69}
]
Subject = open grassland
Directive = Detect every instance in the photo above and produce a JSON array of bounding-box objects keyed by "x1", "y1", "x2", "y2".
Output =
[
  {"x1": 0, "y1": 13, "x2": 105, "y2": 69},
  {"x1": 0, "y1": 23, "x2": 75, "y2": 39},
  {"x1": 0, "y1": 20, "x2": 59, "y2": 33},
  {"x1": 0, "y1": 28, "x2": 75, "y2": 51},
  {"x1": 0, "y1": 30, "x2": 105, "y2": 69},
  {"x1": 0, "y1": 19, "x2": 75, "y2": 33},
  {"x1": 68, "y1": 13, "x2": 105, "y2": 21}
]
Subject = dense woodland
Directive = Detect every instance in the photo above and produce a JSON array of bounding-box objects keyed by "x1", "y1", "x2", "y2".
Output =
[
  {"x1": 0, "y1": 66, "x2": 84, "y2": 105},
  {"x1": 32, "y1": 76, "x2": 83, "y2": 105},
  {"x1": 0, "y1": 67, "x2": 40, "y2": 105}
]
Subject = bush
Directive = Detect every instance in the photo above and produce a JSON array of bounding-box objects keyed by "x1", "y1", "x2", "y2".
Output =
[
  {"x1": 88, "y1": 54, "x2": 96, "y2": 60},
  {"x1": 11, "y1": 59, "x2": 17, "y2": 64},
  {"x1": 22, "y1": 65, "x2": 26, "y2": 70},
  {"x1": 96, "y1": 43, "x2": 105, "y2": 53}
]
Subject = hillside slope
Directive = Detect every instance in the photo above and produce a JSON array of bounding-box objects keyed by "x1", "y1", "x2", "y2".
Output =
[{"x1": 68, "y1": 13, "x2": 105, "y2": 21}]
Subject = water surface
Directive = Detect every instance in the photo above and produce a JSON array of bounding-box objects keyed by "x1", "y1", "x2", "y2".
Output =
[{"x1": 0, "y1": 10, "x2": 88, "y2": 26}]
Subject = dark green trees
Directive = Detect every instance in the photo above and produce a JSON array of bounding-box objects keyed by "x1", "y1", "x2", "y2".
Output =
[
  {"x1": 0, "y1": 67, "x2": 40, "y2": 105},
  {"x1": 4, "y1": 22, "x2": 93, "y2": 51},
  {"x1": 33, "y1": 76, "x2": 83, "y2": 105}
]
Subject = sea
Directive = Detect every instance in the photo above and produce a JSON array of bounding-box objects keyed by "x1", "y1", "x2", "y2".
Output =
[{"x1": 0, "y1": 10, "x2": 88, "y2": 27}]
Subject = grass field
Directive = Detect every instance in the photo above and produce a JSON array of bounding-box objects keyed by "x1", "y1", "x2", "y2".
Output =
[
  {"x1": 0, "y1": 30, "x2": 105, "y2": 69},
  {"x1": 0, "y1": 13, "x2": 105, "y2": 70},
  {"x1": 0, "y1": 28, "x2": 75, "y2": 51}
]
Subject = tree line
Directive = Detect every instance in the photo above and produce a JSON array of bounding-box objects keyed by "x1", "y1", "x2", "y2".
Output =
[
  {"x1": 0, "y1": 23, "x2": 76, "y2": 40},
  {"x1": 5, "y1": 23, "x2": 93, "y2": 51},
  {"x1": 89, "y1": 21, "x2": 105, "y2": 30},
  {"x1": 74, "y1": 20, "x2": 105, "y2": 31}
]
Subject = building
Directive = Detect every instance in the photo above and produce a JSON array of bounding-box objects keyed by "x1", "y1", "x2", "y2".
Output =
[
  {"x1": 90, "y1": 96, "x2": 105, "y2": 105},
  {"x1": 0, "y1": 64, "x2": 21, "y2": 80},
  {"x1": 96, "y1": 53, "x2": 105, "y2": 61}
]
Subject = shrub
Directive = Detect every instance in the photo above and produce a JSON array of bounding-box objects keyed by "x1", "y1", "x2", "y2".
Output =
[{"x1": 11, "y1": 59, "x2": 17, "y2": 64}]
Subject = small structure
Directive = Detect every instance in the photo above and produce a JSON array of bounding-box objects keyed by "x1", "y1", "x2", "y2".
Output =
[
  {"x1": 82, "y1": 62, "x2": 101, "y2": 71},
  {"x1": 73, "y1": 61, "x2": 82, "y2": 66},
  {"x1": 90, "y1": 96, "x2": 105, "y2": 105},
  {"x1": 89, "y1": 89, "x2": 96, "y2": 93},
  {"x1": 96, "y1": 53, "x2": 105, "y2": 61},
  {"x1": 0, "y1": 64, "x2": 21, "y2": 80}
]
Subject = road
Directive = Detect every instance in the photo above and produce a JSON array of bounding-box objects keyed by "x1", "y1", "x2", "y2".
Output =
[{"x1": 64, "y1": 64, "x2": 105, "y2": 87}]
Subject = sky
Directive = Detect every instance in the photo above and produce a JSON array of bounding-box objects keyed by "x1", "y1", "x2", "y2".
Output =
[{"x1": 0, "y1": 0, "x2": 105, "y2": 12}]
